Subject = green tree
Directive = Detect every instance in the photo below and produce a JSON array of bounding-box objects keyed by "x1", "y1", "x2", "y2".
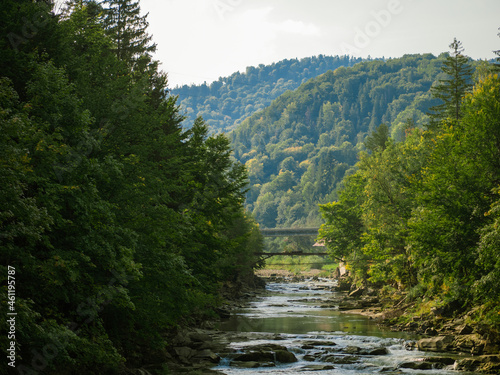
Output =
[
  {"x1": 318, "y1": 173, "x2": 365, "y2": 264},
  {"x1": 409, "y1": 75, "x2": 500, "y2": 304},
  {"x1": 102, "y1": 0, "x2": 155, "y2": 65},
  {"x1": 364, "y1": 123, "x2": 389, "y2": 152},
  {"x1": 429, "y1": 38, "x2": 474, "y2": 126}
]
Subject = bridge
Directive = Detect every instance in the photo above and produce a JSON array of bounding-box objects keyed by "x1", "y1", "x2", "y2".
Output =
[
  {"x1": 253, "y1": 251, "x2": 329, "y2": 260},
  {"x1": 259, "y1": 227, "x2": 320, "y2": 237},
  {"x1": 255, "y1": 227, "x2": 333, "y2": 260}
]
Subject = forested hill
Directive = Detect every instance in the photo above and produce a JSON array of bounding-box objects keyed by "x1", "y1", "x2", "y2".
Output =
[
  {"x1": 230, "y1": 54, "x2": 452, "y2": 228},
  {"x1": 171, "y1": 55, "x2": 364, "y2": 133}
]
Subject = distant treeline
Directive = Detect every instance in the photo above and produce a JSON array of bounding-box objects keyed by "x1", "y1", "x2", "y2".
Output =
[{"x1": 172, "y1": 55, "x2": 365, "y2": 133}]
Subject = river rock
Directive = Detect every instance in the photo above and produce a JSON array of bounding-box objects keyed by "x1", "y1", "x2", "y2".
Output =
[
  {"x1": 456, "y1": 324, "x2": 474, "y2": 335},
  {"x1": 303, "y1": 354, "x2": 318, "y2": 361},
  {"x1": 246, "y1": 343, "x2": 289, "y2": 351},
  {"x1": 233, "y1": 351, "x2": 274, "y2": 362},
  {"x1": 338, "y1": 301, "x2": 364, "y2": 310},
  {"x1": 349, "y1": 287, "x2": 365, "y2": 298},
  {"x1": 193, "y1": 349, "x2": 220, "y2": 364},
  {"x1": 275, "y1": 349, "x2": 298, "y2": 363},
  {"x1": 342, "y1": 346, "x2": 361, "y2": 354},
  {"x1": 367, "y1": 347, "x2": 389, "y2": 355},
  {"x1": 301, "y1": 340, "x2": 337, "y2": 347},
  {"x1": 233, "y1": 344, "x2": 298, "y2": 364},
  {"x1": 230, "y1": 361, "x2": 260, "y2": 368},
  {"x1": 173, "y1": 346, "x2": 195, "y2": 360},
  {"x1": 455, "y1": 357, "x2": 483, "y2": 371},
  {"x1": 423, "y1": 356, "x2": 456, "y2": 367},
  {"x1": 323, "y1": 354, "x2": 359, "y2": 364},
  {"x1": 301, "y1": 364, "x2": 336, "y2": 371},
  {"x1": 453, "y1": 333, "x2": 486, "y2": 354},
  {"x1": 399, "y1": 361, "x2": 434, "y2": 370},
  {"x1": 456, "y1": 355, "x2": 500, "y2": 372},
  {"x1": 416, "y1": 335, "x2": 454, "y2": 352}
]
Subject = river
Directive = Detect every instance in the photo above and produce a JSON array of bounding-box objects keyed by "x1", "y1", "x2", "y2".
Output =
[{"x1": 214, "y1": 277, "x2": 477, "y2": 374}]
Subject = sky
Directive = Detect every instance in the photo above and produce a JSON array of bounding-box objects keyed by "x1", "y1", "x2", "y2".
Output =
[{"x1": 137, "y1": 0, "x2": 500, "y2": 88}]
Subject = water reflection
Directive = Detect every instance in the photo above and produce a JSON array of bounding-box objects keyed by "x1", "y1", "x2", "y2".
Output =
[{"x1": 218, "y1": 281, "x2": 412, "y2": 339}]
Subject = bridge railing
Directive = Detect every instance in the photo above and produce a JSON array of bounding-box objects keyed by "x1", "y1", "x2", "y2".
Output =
[{"x1": 259, "y1": 227, "x2": 320, "y2": 237}]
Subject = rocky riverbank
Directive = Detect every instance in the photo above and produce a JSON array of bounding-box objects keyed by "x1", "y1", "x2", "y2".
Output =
[
  {"x1": 133, "y1": 272, "x2": 500, "y2": 374},
  {"x1": 326, "y1": 275, "x2": 500, "y2": 374}
]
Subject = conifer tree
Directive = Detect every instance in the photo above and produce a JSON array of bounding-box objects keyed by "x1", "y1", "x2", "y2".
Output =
[
  {"x1": 494, "y1": 27, "x2": 500, "y2": 71},
  {"x1": 429, "y1": 38, "x2": 474, "y2": 127},
  {"x1": 102, "y1": 0, "x2": 156, "y2": 67}
]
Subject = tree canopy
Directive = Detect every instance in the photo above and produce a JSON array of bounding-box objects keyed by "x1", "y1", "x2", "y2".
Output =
[{"x1": 0, "y1": 1, "x2": 262, "y2": 373}]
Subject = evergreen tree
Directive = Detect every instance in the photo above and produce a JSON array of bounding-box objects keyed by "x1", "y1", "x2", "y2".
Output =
[
  {"x1": 494, "y1": 27, "x2": 500, "y2": 71},
  {"x1": 102, "y1": 0, "x2": 156, "y2": 68},
  {"x1": 364, "y1": 123, "x2": 389, "y2": 153},
  {"x1": 429, "y1": 38, "x2": 474, "y2": 126}
]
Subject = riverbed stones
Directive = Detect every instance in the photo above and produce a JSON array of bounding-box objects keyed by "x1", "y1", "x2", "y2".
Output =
[
  {"x1": 399, "y1": 361, "x2": 434, "y2": 370},
  {"x1": 456, "y1": 354, "x2": 500, "y2": 372},
  {"x1": 323, "y1": 354, "x2": 359, "y2": 364},
  {"x1": 231, "y1": 343, "x2": 298, "y2": 366},
  {"x1": 417, "y1": 335, "x2": 454, "y2": 352},
  {"x1": 423, "y1": 356, "x2": 456, "y2": 367},
  {"x1": 275, "y1": 349, "x2": 299, "y2": 363},
  {"x1": 301, "y1": 340, "x2": 337, "y2": 348},
  {"x1": 453, "y1": 333, "x2": 487, "y2": 354},
  {"x1": 349, "y1": 287, "x2": 365, "y2": 298},
  {"x1": 367, "y1": 347, "x2": 389, "y2": 355},
  {"x1": 230, "y1": 361, "x2": 260, "y2": 368},
  {"x1": 300, "y1": 364, "x2": 336, "y2": 371},
  {"x1": 233, "y1": 351, "x2": 274, "y2": 362}
]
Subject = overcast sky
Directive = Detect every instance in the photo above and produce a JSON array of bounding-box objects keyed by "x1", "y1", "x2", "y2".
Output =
[{"x1": 137, "y1": 0, "x2": 500, "y2": 88}]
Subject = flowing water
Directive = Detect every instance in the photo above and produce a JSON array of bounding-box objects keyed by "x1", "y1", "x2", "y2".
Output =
[{"x1": 215, "y1": 278, "x2": 476, "y2": 374}]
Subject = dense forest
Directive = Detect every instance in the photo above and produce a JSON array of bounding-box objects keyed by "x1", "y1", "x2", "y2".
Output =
[
  {"x1": 319, "y1": 39, "x2": 500, "y2": 329},
  {"x1": 2, "y1": 0, "x2": 500, "y2": 372},
  {"x1": 171, "y1": 55, "x2": 364, "y2": 133},
  {"x1": 0, "y1": 1, "x2": 262, "y2": 374},
  {"x1": 230, "y1": 53, "x2": 458, "y2": 229}
]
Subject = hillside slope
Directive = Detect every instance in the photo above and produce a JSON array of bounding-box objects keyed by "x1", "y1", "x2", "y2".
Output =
[
  {"x1": 172, "y1": 55, "x2": 364, "y2": 133},
  {"x1": 230, "y1": 54, "x2": 450, "y2": 228}
]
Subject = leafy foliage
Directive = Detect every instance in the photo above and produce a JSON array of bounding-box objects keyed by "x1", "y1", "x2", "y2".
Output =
[
  {"x1": 0, "y1": 1, "x2": 263, "y2": 373},
  {"x1": 319, "y1": 42, "x2": 500, "y2": 326}
]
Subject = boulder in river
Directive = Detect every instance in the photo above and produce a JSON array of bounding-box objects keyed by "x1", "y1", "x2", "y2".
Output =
[
  {"x1": 275, "y1": 349, "x2": 298, "y2": 363},
  {"x1": 301, "y1": 364, "x2": 336, "y2": 371},
  {"x1": 233, "y1": 351, "x2": 274, "y2": 362},
  {"x1": 399, "y1": 361, "x2": 434, "y2": 370},
  {"x1": 367, "y1": 347, "x2": 389, "y2": 355},
  {"x1": 230, "y1": 361, "x2": 260, "y2": 368},
  {"x1": 322, "y1": 354, "x2": 359, "y2": 364},
  {"x1": 232, "y1": 343, "x2": 298, "y2": 365}
]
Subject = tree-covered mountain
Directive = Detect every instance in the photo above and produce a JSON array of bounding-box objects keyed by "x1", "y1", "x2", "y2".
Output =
[
  {"x1": 171, "y1": 55, "x2": 364, "y2": 133},
  {"x1": 230, "y1": 54, "x2": 469, "y2": 229}
]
